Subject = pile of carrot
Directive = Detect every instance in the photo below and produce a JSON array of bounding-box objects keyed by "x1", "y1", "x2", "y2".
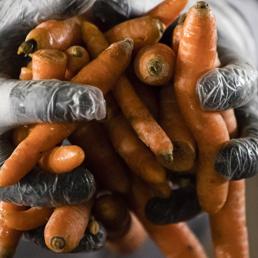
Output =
[{"x1": 0, "y1": 1, "x2": 250, "y2": 258}]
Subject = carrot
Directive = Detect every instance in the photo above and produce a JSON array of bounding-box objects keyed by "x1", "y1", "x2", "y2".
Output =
[
  {"x1": 19, "y1": 67, "x2": 32, "y2": 80},
  {"x1": 2, "y1": 206, "x2": 52, "y2": 231},
  {"x1": 69, "y1": 121, "x2": 131, "y2": 194},
  {"x1": 172, "y1": 13, "x2": 187, "y2": 53},
  {"x1": 105, "y1": 16, "x2": 165, "y2": 50},
  {"x1": 44, "y1": 203, "x2": 91, "y2": 253},
  {"x1": 221, "y1": 110, "x2": 238, "y2": 138},
  {"x1": 0, "y1": 39, "x2": 133, "y2": 187},
  {"x1": 17, "y1": 17, "x2": 82, "y2": 56},
  {"x1": 65, "y1": 46, "x2": 90, "y2": 80},
  {"x1": 12, "y1": 125, "x2": 30, "y2": 146},
  {"x1": 148, "y1": 181, "x2": 172, "y2": 198},
  {"x1": 148, "y1": 0, "x2": 188, "y2": 27},
  {"x1": 134, "y1": 43, "x2": 176, "y2": 86},
  {"x1": 81, "y1": 21, "x2": 109, "y2": 59},
  {"x1": 174, "y1": 1, "x2": 229, "y2": 213},
  {"x1": 31, "y1": 49, "x2": 68, "y2": 80},
  {"x1": 0, "y1": 202, "x2": 22, "y2": 258},
  {"x1": 104, "y1": 98, "x2": 166, "y2": 185},
  {"x1": 39, "y1": 145, "x2": 85, "y2": 174},
  {"x1": 210, "y1": 180, "x2": 249, "y2": 258},
  {"x1": 113, "y1": 76, "x2": 174, "y2": 169},
  {"x1": 130, "y1": 178, "x2": 207, "y2": 258},
  {"x1": 160, "y1": 86, "x2": 196, "y2": 171}
]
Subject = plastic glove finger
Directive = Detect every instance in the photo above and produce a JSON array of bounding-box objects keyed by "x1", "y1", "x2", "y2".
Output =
[
  {"x1": 215, "y1": 137, "x2": 258, "y2": 180},
  {"x1": 0, "y1": 79, "x2": 106, "y2": 134},
  {"x1": 197, "y1": 63, "x2": 258, "y2": 111},
  {"x1": 145, "y1": 187, "x2": 201, "y2": 225},
  {"x1": 0, "y1": 166, "x2": 96, "y2": 207}
]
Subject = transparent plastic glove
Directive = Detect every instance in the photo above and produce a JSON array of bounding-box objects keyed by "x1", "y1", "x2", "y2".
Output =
[{"x1": 197, "y1": 32, "x2": 258, "y2": 180}]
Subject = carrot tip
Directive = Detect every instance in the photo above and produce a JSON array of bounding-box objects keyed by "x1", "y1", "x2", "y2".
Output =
[
  {"x1": 196, "y1": 1, "x2": 209, "y2": 9},
  {"x1": 148, "y1": 59, "x2": 163, "y2": 76},
  {"x1": 50, "y1": 237, "x2": 66, "y2": 251},
  {"x1": 88, "y1": 219, "x2": 100, "y2": 235},
  {"x1": 123, "y1": 38, "x2": 134, "y2": 49},
  {"x1": 70, "y1": 46, "x2": 84, "y2": 57},
  {"x1": 17, "y1": 39, "x2": 37, "y2": 56},
  {"x1": 156, "y1": 19, "x2": 166, "y2": 35},
  {"x1": 158, "y1": 153, "x2": 174, "y2": 169},
  {"x1": 178, "y1": 13, "x2": 187, "y2": 25}
]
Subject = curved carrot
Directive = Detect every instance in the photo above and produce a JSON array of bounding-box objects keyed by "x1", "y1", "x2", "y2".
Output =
[
  {"x1": 174, "y1": 1, "x2": 229, "y2": 213},
  {"x1": 44, "y1": 203, "x2": 91, "y2": 253},
  {"x1": 19, "y1": 67, "x2": 32, "y2": 80},
  {"x1": 17, "y1": 17, "x2": 82, "y2": 56},
  {"x1": 0, "y1": 39, "x2": 133, "y2": 187},
  {"x1": 105, "y1": 16, "x2": 165, "y2": 50},
  {"x1": 31, "y1": 49, "x2": 68, "y2": 80},
  {"x1": 172, "y1": 13, "x2": 187, "y2": 53},
  {"x1": 69, "y1": 122, "x2": 131, "y2": 194},
  {"x1": 39, "y1": 145, "x2": 85, "y2": 174},
  {"x1": 2, "y1": 206, "x2": 52, "y2": 231},
  {"x1": 160, "y1": 86, "x2": 196, "y2": 171},
  {"x1": 65, "y1": 46, "x2": 90, "y2": 80},
  {"x1": 0, "y1": 202, "x2": 22, "y2": 258},
  {"x1": 134, "y1": 43, "x2": 176, "y2": 86},
  {"x1": 221, "y1": 110, "x2": 238, "y2": 138},
  {"x1": 148, "y1": 0, "x2": 188, "y2": 27},
  {"x1": 210, "y1": 180, "x2": 249, "y2": 258}
]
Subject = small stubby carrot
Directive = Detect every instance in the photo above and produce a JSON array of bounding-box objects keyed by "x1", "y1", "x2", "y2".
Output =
[
  {"x1": 174, "y1": 1, "x2": 229, "y2": 213},
  {"x1": 19, "y1": 67, "x2": 32, "y2": 80},
  {"x1": 0, "y1": 202, "x2": 23, "y2": 258},
  {"x1": 134, "y1": 43, "x2": 176, "y2": 86},
  {"x1": 105, "y1": 16, "x2": 165, "y2": 50},
  {"x1": 12, "y1": 125, "x2": 30, "y2": 146},
  {"x1": 0, "y1": 39, "x2": 133, "y2": 187},
  {"x1": 210, "y1": 180, "x2": 249, "y2": 258},
  {"x1": 172, "y1": 13, "x2": 187, "y2": 53},
  {"x1": 130, "y1": 178, "x2": 208, "y2": 258},
  {"x1": 1, "y1": 206, "x2": 52, "y2": 231},
  {"x1": 104, "y1": 98, "x2": 166, "y2": 185},
  {"x1": 221, "y1": 110, "x2": 238, "y2": 138},
  {"x1": 148, "y1": 0, "x2": 188, "y2": 27},
  {"x1": 65, "y1": 46, "x2": 90, "y2": 80},
  {"x1": 81, "y1": 21, "x2": 109, "y2": 59},
  {"x1": 44, "y1": 203, "x2": 91, "y2": 253},
  {"x1": 69, "y1": 121, "x2": 131, "y2": 194},
  {"x1": 113, "y1": 76, "x2": 174, "y2": 169},
  {"x1": 31, "y1": 49, "x2": 68, "y2": 80},
  {"x1": 160, "y1": 86, "x2": 196, "y2": 171},
  {"x1": 17, "y1": 17, "x2": 82, "y2": 56},
  {"x1": 39, "y1": 145, "x2": 85, "y2": 174}
]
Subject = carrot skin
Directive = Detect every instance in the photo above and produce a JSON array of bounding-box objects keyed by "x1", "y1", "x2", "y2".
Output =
[
  {"x1": 19, "y1": 67, "x2": 32, "y2": 80},
  {"x1": 221, "y1": 109, "x2": 238, "y2": 138}
]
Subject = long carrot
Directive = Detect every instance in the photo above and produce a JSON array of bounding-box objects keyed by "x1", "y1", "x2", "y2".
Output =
[
  {"x1": 17, "y1": 17, "x2": 82, "y2": 56},
  {"x1": 210, "y1": 180, "x2": 249, "y2": 258},
  {"x1": 105, "y1": 16, "x2": 165, "y2": 50},
  {"x1": 130, "y1": 178, "x2": 207, "y2": 258},
  {"x1": 69, "y1": 122, "x2": 131, "y2": 194},
  {"x1": 160, "y1": 86, "x2": 196, "y2": 171},
  {"x1": 39, "y1": 145, "x2": 85, "y2": 174},
  {"x1": 172, "y1": 13, "x2": 187, "y2": 53},
  {"x1": 0, "y1": 202, "x2": 22, "y2": 258},
  {"x1": 148, "y1": 0, "x2": 188, "y2": 27},
  {"x1": 134, "y1": 43, "x2": 176, "y2": 86},
  {"x1": 0, "y1": 39, "x2": 133, "y2": 187},
  {"x1": 174, "y1": 1, "x2": 229, "y2": 213},
  {"x1": 2, "y1": 206, "x2": 52, "y2": 231},
  {"x1": 19, "y1": 67, "x2": 32, "y2": 80},
  {"x1": 44, "y1": 203, "x2": 91, "y2": 253}
]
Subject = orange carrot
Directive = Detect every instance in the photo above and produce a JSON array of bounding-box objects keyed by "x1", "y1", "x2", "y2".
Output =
[
  {"x1": 148, "y1": 0, "x2": 188, "y2": 27},
  {"x1": 2, "y1": 206, "x2": 52, "y2": 231},
  {"x1": 210, "y1": 180, "x2": 249, "y2": 258},
  {"x1": 172, "y1": 13, "x2": 187, "y2": 53},
  {"x1": 134, "y1": 43, "x2": 176, "y2": 86},
  {"x1": 44, "y1": 203, "x2": 91, "y2": 253},
  {"x1": 105, "y1": 16, "x2": 165, "y2": 50},
  {"x1": 81, "y1": 21, "x2": 109, "y2": 59},
  {"x1": 113, "y1": 76, "x2": 174, "y2": 169},
  {"x1": 221, "y1": 110, "x2": 238, "y2": 138},
  {"x1": 174, "y1": 1, "x2": 229, "y2": 213},
  {"x1": 130, "y1": 178, "x2": 207, "y2": 258},
  {"x1": 31, "y1": 49, "x2": 68, "y2": 80},
  {"x1": 0, "y1": 202, "x2": 22, "y2": 258},
  {"x1": 39, "y1": 145, "x2": 85, "y2": 174},
  {"x1": 19, "y1": 67, "x2": 32, "y2": 80},
  {"x1": 69, "y1": 122, "x2": 131, "y2": 194},
  {"x1": 160, "y1": 86, "x2": 196, "y2": 171},
  {"x1": 104, "y1": 98, "x2": 166, "y2": 185},
  {"x1": 0, "y1": 39, "x2": 133, "y2": 187},
  {"x1": 65, "y1": 46, "x2": 90, "y2": 80},
  {"x1": 17, "y1": 17, "x2": 82, "y2": 56}
]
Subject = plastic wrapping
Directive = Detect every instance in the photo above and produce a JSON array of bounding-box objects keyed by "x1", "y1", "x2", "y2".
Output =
[
  {"x1": 0, "y1": 166, "x2": 96, "y2": 207},
  {"x1": 25, "y1": 224, "x2": 106, "y2": 253}
]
